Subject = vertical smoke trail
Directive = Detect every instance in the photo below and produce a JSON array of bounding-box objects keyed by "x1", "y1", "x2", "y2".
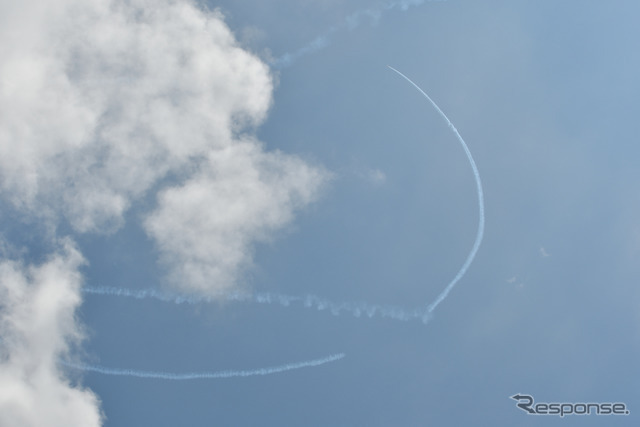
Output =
[
  {"x1": 274, "y1": 0, "x2": 445, "y2": 68},
  {"x1": 61, "y1": 353, "x2": 345, "y2": 380},
  {"x1": 387, "y1": 66, "x2": 485, "y2": 320}
]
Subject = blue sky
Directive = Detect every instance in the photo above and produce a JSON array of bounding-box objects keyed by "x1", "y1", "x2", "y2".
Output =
[{"x1": 1, "y1": 0, "x2": 639, "y2": 426}]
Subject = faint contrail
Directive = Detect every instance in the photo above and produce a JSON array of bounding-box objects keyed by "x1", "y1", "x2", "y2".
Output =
[
  {"x1": 274, "y1": 0, "x2": 445, "y2": 68},
  {"x1": 61, "y1": 353, "x2": 345, "y2": 380},
  {"x1": 84, "y1": 67, "x2": 483, "y2": 325},
  {"x1": 387, "y1": 66, "x2": 484, "y2": 319}
]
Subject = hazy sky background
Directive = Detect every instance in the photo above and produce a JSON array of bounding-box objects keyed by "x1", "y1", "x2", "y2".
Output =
[{"x1": 1, "y1": 0, "x2": 639, "y2": 426}]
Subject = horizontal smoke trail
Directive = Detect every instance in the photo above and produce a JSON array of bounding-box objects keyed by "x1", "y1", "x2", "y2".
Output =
[
  {"x1": 274, "y1": 0, "x2": 446, "y2": 68},
  {"x1": 387, "y1": 66, "x2": 485, "y2": 320},
  {"x1": 83, "y1": 285, "x2": 429, "y2": 323},
  {"x1": 61, "y1": 353, "x2": 345, "y2": 380}
]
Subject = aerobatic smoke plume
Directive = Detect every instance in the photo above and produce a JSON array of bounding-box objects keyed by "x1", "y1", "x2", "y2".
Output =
[
  {"x1": 83, "y1": 285, "x2": 428, "y2": 322},
  {"x1": 387, "y1": 66, "x2": 485, "y2": 318},
  {"x1": 274, "y1": 0, "x2": 446, "y2": 68},
  {"x1": 62, "y1": 353, "x2": 345, "y2": 380},
  {"x1": 87, "y1": 67, "x2": 484, "y2": 325}
]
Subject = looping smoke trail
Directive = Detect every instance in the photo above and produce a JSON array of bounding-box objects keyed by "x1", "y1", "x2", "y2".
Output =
[
  {"x1": 61, "y1": 353, "x2": 345, "y2": 380},
  {"x1": 83, "y1": 67, "x2": 483, "y2": 325},
  {"x1": 274, "y1": 0, "x2": 446, "y2": 68},
  {"x1": 387, "y1": 66, "x2": 485, "y2": 321}
]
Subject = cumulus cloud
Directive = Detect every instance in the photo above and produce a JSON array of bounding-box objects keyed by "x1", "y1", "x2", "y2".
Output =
[
  {"x1": 1, "y1": 0, "x2": 326, "y2": 293},
  {"x1": 145, "y1": 140, "x2": 328, "y2": 295},
  {"x1": 0, "y1": 239, "x2": 103, "y2": 427},
  {"x1": 1, "y1": 0, "x2": 329, "y2": 423},
  {"x1": 0, "y1": 0, "x2": 274, "y2": 233}
]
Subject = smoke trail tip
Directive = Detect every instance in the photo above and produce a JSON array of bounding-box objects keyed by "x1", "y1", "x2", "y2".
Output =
[{"x1": 421, "y1": 312, "x2": 434, "y2": 324}]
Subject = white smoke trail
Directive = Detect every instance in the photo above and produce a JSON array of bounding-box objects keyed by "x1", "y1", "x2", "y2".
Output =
[
  {"x1": 387, "y1": 66, "x2": 485, "y2": 317},
  {"x1": 61, "y1": 353, "x2": 345, "y2": 380},
  {"x1": 83, "y1": 285, "x2": 427, "y2": 322},
  {"x1": 274, "y1": 0, "x2": 446, "y2": 68},
  {"x1": 83, "y1": 67, "x2": 483, "y2": 325}
]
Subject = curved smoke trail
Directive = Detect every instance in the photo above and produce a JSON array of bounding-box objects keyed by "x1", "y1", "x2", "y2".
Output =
[
  {"x1": 84, "y1": 67, "x2": 483, "y2": 324},
  {"x1": 274, "y1": 0, "x2": 445, "y2": 68},
  {"x1": 387, "y1": 66, "x2": 485, "y2": 318},
  {"x1": 61, "y1": 353, "x2": 345, "y2": 380}
]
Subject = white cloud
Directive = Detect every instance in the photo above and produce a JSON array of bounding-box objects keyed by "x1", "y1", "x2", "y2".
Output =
[
  {"x1": 0, "y1": 0, "x2": 330, "y2": 423},
  {"x1": 0, "y1": 239, "x2": 103, "y2": 427},
  {"x1": 1, "y1": 0, "x2": 328, "y2": 292},
  {"x1": 0, "y1": 0, "x2": 274, "y2": 233},
  {"x1": 145, "y1": 140, "x2": 328, "y2": 295}
]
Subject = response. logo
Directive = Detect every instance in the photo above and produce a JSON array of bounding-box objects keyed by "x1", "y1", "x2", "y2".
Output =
[{"x1": 511, "y1": 394, "x2": 630, "y2": 417}]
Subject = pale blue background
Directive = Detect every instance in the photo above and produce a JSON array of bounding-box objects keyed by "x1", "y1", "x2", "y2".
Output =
[{"x1": 19, "y1": 0, "x2": 638, "y2": 425}]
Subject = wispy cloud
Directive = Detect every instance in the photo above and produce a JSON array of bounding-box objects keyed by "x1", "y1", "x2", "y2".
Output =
[
  {"x1": 358, "y1": 167, "x2": 387, "y2": 186},
  {"x1": 506, "y1": 276, "x2": 525, "y2": 289}
]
